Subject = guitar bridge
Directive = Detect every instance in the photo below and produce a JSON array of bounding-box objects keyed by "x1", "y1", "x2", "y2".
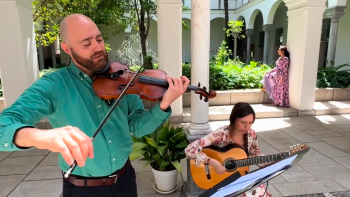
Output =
[{"x1": 205, "y1": 164, "x2": 211, "y2": 180}]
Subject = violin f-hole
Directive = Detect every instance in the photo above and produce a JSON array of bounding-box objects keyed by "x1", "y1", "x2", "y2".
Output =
[{"x1": 118, "y1": 82, "x2": 135, "y2": 90}]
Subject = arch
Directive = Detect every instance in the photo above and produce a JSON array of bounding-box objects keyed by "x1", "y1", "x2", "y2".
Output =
[
  {"x1": 210, "y1": 15, "x2": 224, "y2": 21},
  {"x1": 266, "y1": 0, "x2": 284, "y2": 24},
  {"x1": 237, "y1": 15, "x2": 245, "y2": 21},
  {"x1": 247, "y1": 9, "x2": 263, "y2": 29}
]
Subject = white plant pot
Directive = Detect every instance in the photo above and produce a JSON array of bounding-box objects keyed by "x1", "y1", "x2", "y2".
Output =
[{"x1": 151, "y1": 167, "x2": 178, "y2": 194}]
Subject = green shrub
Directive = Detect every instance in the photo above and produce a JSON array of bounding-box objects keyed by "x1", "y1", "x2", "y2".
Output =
[{"x1": 316, "y1": 64, "x2": 350, "y2": 88}]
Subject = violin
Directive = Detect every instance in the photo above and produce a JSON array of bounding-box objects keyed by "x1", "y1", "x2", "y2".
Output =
[
  {"x1": 64, "y1": 60, "x2": 216, "y2": 178},
  {"x1": 91, "y1": 61, "x2": 217, "y2": 102}
]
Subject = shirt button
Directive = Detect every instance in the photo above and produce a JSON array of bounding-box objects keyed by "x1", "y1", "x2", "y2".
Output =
[
  {"x1": 84, "y1": 74, "x2": 87, "y2": 77},
  {"x1": 109, "y1": 140, "x2": 112, "y2": 144},
  {"x1": 80, "y1": 78, "x2": 83, "y2": 81},
  {"x1": 98, "y1": 105, "x2": 101, "y2": 108},
  {"x1": 4, "y1": 143, "x2": 8, "y2": 147},
  {"x1": 112, "y1": 158, "x2": 115, "y2": 161}
]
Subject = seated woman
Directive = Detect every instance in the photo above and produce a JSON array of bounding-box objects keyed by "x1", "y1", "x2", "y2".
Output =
[
  {"x1": 185, "y1": 102, "x2": 271, "y2": 197},
  {"x1": 262, "y1": 46, "x2": 290, "y2": 108}
]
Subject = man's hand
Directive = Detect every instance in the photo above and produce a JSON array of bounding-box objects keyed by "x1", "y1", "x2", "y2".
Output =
[
  {"x1": 15, "y1": 126, "x2": 94, "y2": 167},
  {"x1": 159, "y1": 76, "x2": 190, "y2": 110}
]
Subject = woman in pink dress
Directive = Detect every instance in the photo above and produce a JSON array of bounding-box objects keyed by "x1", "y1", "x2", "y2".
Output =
[
  {"x1": 185, "y1": 102, "x2": 272, "y2": 197},
  {"x1": 262, "y1": 46, "x2": 290, "y2": 107}
]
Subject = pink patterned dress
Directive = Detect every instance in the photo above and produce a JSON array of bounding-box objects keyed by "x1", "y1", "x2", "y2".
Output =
[
  {"x1": 263, "y1": 56, "x2": 290, "y2": 107},
  {"x1": 185, "y1": 125, "x2": 269, "y2": 197}
]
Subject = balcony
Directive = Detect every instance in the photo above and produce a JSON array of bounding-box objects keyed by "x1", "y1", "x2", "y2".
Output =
[{"x1": 182, "y1": 0, "x2": 256, "y2": 10}]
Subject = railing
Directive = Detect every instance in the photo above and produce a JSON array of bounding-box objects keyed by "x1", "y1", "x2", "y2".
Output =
[{"x1": 182, "y1": 0, "x2": 255, "y2": 10}]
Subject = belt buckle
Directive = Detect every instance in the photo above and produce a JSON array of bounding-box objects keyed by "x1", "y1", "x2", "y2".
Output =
[{"x1": 109, "y1": 174, "x2": 118, "y2": 183}]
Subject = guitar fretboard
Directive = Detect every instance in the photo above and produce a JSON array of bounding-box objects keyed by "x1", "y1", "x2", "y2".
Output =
[{"x1": 234, "y1": 152, "x2": 290, "y2": 167}]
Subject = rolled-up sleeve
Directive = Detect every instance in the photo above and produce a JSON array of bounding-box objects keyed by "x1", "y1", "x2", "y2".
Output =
[{"x1": 0, "y1": 74, "x2": 56, "y2": 151}]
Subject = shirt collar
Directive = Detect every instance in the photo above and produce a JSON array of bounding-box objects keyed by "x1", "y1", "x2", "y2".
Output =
[{"x1": 68, "y1": 62, "x2": 92, "y2": 83}]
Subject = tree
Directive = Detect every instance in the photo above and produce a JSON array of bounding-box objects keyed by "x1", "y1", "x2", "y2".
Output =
[
  {"x1": 126, "y1": 0, "x2": 189, "y2": 69},
  {"x1": 226, "y1": 20, "x2": 245, "y2": 60},
  {"x1": 224, "y1": 0, "x2": 229, "y2": 41},
  {"x1": 32, "y1": 0, "x2": 132, "y2": 48}
]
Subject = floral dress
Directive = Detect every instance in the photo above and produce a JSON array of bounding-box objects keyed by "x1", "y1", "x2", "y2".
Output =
[
  {"x1": 263, "y1": 57, "x2": 290, "y2": 107},
  {"x1": 184, "y1": 125, "x2": 269, "y2": 197}
]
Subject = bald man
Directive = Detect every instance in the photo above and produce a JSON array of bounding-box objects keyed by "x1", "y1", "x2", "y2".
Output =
[{"x1": 0, "y1": 14, "x2": 189, "y2": 197}]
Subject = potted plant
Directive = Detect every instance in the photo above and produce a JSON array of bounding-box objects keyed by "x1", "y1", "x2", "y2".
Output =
[{"x1": 129, "y1": 121, "x2": 189, "y2": 194}]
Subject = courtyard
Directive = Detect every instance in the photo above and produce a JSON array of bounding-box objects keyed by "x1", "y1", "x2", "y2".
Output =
[{"x1": 1, "y1": 112, "x2": 350, "y2": 197}]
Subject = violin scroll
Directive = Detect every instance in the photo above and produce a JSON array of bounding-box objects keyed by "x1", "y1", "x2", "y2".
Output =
[{"x1": 191, "y1": 82, "x2": 216, "y2": 102}]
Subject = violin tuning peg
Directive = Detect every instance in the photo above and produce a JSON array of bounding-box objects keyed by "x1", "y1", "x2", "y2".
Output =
[
  {"x1": 204, "y1": 97, "x2": 209, "y2": 102},
  {"x1": 198, "y1": 82, "x2": 201, "y2": 87},
  {"x1": 203, "y1": 86, "x2": 207, "y2": 91},
  {"x1": 199, "y1": 95, "x2": 203, "y2": 100}
]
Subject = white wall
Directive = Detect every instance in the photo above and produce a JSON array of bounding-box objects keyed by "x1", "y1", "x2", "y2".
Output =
[{"x1": 334, "y1": 5, "x2": 350, "y2": 66}]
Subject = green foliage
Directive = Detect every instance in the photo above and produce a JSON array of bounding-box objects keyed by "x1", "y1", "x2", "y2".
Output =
[
  {"x1": 32, "y1": 0, "x2": 133, "y2": 48},
  {"x1": 225, "y1": 20, "x2": 245, "y2": 40},
  {"x1": 316, "y1": 64, "x2": 350, "y2": 88},
  {"x1": 130, "y1": 121, "x2": 189, "y2": 172},
  {"x1": 225, "y1": 20, "x2": 245, "y2": 59}
]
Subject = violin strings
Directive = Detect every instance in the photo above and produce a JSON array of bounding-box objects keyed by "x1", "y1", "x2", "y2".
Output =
[{"x1": 119, "y1": 70, "x2": 197, "y2": 91}]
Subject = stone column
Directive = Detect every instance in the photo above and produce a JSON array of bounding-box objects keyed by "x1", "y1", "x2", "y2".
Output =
[
  {"x1": 262, "y1": 24, "x2": 273, "y2": 64},
  {"x1": 187, "y1": 0, "x2": 212, "y2": 138},
  {"x1": 245, "y1": 29, "x2": 254, "y2": 64},
  {"x1": 283, "y1": 0, "x2": 327, "y2": 110},
  {"x1": 326, "y1": 6, "x2": 346, "y2": 67},
  {"x1": 0, "y1": 0, "x2": 39, "y2": 108},
  {"x1": 183, "y1": 0, "x2": 212, "y2": 196},
  {"x1": 156, "y1": 0, "x2": 183, "y2": 116}
]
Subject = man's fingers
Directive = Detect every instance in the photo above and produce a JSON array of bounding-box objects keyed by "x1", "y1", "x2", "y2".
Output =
[
  {"x1": 57, "y1": 139, "x2": 74, "y2": 166},
  {"x1": 63, "y1": 135, "x2": 85, "y2": 167},
  {"x1": 69, "y1": 128, "x2": 90, "y2": 163},
  {"x1": 180, "y1": 76, "x2": 190, "y2": 92},
  {"x1": 166, "y1": 75, "x2": 174, "y2": 88}
]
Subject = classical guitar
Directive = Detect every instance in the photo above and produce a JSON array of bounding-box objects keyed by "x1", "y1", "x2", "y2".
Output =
[{"x1": 190, "y1": 143, "x2": 309, "y2": 189}]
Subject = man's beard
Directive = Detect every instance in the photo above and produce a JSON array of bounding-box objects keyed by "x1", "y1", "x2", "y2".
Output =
[{"x1": 70, "y1": 48, "x2": 108, "y2": 73}]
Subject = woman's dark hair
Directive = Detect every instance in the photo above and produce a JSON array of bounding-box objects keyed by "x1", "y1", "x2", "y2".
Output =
[
  {"x1": 228, "y1": 102, "x2": 256, "y2": 153},
  {"x1": 279, "y1": 45, "x2": 290, "y2": 59}
]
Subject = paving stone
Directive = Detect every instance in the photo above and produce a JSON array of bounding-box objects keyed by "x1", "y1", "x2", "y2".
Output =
[
  {"x1": 297, "y1": 149, "x2": 337, "y2": 167},
  {"x1": 8, "y1": 148, "x2": 50, "y2": 158},
  {"x1": 24, "y1": 166, "x2": 62, "y2": 181},
  {"x1": 333, "y1": 178, "x2": 350, "y2": 190},
  {"x1": 272, "y1": 180, "x2": 347, "y2": 196},
  {"x1": 303, "y1": 129, "x2": 343, "y2": 138},
  {"x1": 331, "y1": 156, "x2": 350, "y2": 170},
  {"x1": 283, "y1": 129, "x2": 320, "y2": 143},
  {"x1": 279, "y1": 165, "x2": 316, "y2": 182},
  {"x1": 0, "y1": 156, "x2": 45, "y2": 176},
  {"x1": 334, "y1": 124, "x2": 350, "y2": 132},
  {"x1": 306, "y1": 142, "x2": 348, "y2": 158},
  {"x1": 38, "y1": 152, "x2": 59, "y2": 166},
  {"x1": 7, "y1": 179, "x2": 62, "y2": 197},
  {"x1": 318, "y1": 136, "x2": 350, "y2": 151},
  {"x1": 302, "y1": 164, "x2": 350, "y2": 180},
  {"x1": 0, "y1": 175, "x2": 26, "y2": 197},
  {"x1": 257, "y1": 131, "x2": 303, "y2": 150},
  {"x1": 0, "y1": 151, "x2": 12, "y2": 162},
  {"x1": 293, "y1": 124, "x2": 327, "y2": 131}
]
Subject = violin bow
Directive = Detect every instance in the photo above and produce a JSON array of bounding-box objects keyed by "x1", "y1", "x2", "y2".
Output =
[{"x1": 64, "y1": 58, "x2": 144, "y2": 178}]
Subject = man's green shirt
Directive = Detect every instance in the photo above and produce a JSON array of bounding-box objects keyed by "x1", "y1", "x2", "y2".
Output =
[{"x1": 0, "y1": 63, "x2": 171, "y2": 177}]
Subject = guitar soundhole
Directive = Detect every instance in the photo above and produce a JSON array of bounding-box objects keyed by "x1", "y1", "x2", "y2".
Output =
[{"x1": 223, "y1": 160, "x2": 237, "y2": 172}]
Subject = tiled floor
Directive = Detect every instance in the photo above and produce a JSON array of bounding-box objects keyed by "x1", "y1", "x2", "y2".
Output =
[{"x1": 1, "y1": 114, "x2": 350, "y2": 197}]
